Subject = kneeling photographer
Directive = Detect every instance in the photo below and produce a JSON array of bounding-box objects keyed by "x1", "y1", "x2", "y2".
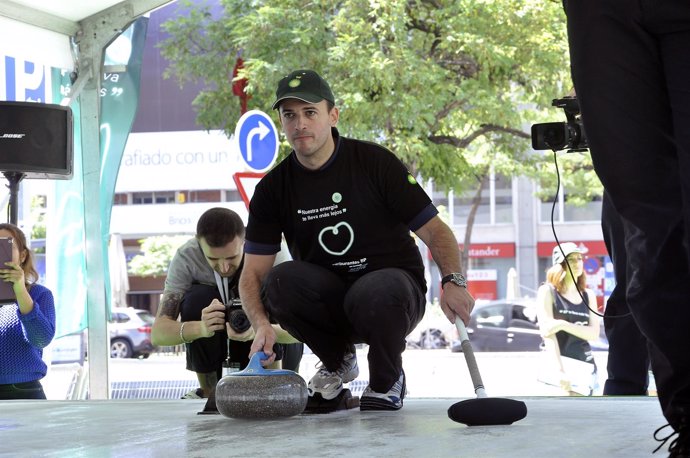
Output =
[{"x1": 152, "y1": 207, "x2": 302, "y2": 400}]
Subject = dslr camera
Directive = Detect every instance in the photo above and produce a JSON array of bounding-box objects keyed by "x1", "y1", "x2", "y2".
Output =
[
  {"x1": 225, "y1": 298, "x2": 251, "y2": 333},
  {"x1": 531, "y1": 97, "x2": 589, "y2": 152}
]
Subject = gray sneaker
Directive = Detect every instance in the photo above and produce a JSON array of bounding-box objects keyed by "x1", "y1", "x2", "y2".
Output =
[
  {"x1": 181, "y1": 388, "x2": 205, "y2": 399},
  {"x1": 360, "y1": 370, "x2": 406, "y2": 411},
  {"x1": 307, "y1": 352, "x2": 359, "y2": 400}
]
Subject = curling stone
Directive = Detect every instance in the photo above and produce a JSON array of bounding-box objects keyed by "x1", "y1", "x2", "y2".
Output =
[{"x1": 215, "y1": 351, "x2": 308, "y2": 419}]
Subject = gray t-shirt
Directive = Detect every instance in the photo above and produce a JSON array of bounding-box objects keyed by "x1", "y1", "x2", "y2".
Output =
[
  {"x1": 164, "y1": 237, "x2": 292, "y2": 296},
  {"x1": 164, "y1": 238, "x2": 218, "y2": 295}
]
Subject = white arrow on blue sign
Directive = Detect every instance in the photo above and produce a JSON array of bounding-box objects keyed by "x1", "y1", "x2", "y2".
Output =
[{"x1": 234, "y1": 109, "x2": 279, "y2": 172}]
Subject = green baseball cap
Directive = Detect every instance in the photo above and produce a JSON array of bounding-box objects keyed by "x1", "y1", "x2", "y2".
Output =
[{"x1": 272, "y1": 69, "x2": 335, "y2": 110}]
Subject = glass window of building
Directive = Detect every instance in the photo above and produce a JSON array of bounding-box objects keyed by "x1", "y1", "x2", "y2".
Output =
[
  {"x1": 539, "y1": 187, "x2": 602, "y2": 223},
  {"x1": 493, "y1": 174, "x2": 514, "y2": 224},
  {"x1": 431, "y1": 171, "x2": 513, "y2": 226},
  {"x1": 154, "y1": 191, "x2": 175, "y2": 204},
  {"x1": 132, "y1": 191, "x2": 175, "y2": 204},
  {"x1": 132, "y1": 192, "x2": 153, "y2": 204},
  {"x1": 453, "y1": 179, "x2": 491, "y2": 225},
  {"x1": 224, "y1": 189, "x2": 242, "y2": 202}
]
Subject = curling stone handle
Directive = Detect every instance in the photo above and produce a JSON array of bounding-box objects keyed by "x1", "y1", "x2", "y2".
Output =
[
  {"x1": 243, "y1": 351, "x2": 271, "y2": 374},
  {"x1": 455, "y1": 317, "x2": 488, "y2": 398},
  {"x1": 235, "y1": 351, "x2": 297, "y2": 376}
]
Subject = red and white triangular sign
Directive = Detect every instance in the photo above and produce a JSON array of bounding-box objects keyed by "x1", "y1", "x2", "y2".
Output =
[{"x1": 233, "y1": 172, "x2": 265, "y2": 209}]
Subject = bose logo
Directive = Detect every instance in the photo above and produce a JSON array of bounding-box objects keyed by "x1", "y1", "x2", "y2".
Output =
[{"x1": 0, "y1": 134, "x2": 26, "y2": 139}]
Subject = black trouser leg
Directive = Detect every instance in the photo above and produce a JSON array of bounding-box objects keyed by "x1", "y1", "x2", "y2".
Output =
[
  {"x1": 601, "y1": 192, "x2": 650, "y2": 395},
  {"x1": 264, "y1": 261, "x2": 425, "y2": 391},
  {"x1": 264, "y1": 261, "x2": 354, "y2": 371},
  {"x1": 179, "y1": 284, "x2": 233, "y2": 378},
  {"x1": 343, "y1": 268, "x2": 425, "y2": 391}
]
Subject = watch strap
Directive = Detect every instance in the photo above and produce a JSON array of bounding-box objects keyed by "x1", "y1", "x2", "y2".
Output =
[{"x1": 441, "y1": 272, "x2": 467, "y2": 288}]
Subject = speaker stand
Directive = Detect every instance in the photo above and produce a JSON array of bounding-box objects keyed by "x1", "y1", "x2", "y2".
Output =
[{"x1": 3, "y1": 171, "x2": 26, "y2": 225}]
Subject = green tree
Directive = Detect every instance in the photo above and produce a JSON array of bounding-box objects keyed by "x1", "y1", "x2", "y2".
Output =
[
  {"x1": 127, "y1": 235, "x2": 188, "y2": 276},
  {"x1": 29, "y1": 195, "x2": 47, "y2": 254},
  {"x1": 161, "y1": 0, "x2": 601, "y2": 272}
]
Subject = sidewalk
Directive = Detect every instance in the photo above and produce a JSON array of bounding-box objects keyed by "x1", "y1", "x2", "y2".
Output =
[{"x1": 44, "y1": 348, "x2": 655, "y2": 400}]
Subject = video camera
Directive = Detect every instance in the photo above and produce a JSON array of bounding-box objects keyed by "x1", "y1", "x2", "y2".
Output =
[
  {"x1": 225, "y1": 298, "x2": 251, "y2": 333},
  {"x1": 531, "y1": 97, "x2": 589, "y2": 153}
]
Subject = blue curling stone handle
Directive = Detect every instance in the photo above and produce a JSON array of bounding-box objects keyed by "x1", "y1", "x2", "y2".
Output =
[{"x1": 232, "y1": 351, "x2": 297, "y2": 376}]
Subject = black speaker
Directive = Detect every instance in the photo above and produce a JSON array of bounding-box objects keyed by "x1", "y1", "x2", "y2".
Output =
[{"x1": 0, "y1": 101, "x2": 73, "y2": 179}]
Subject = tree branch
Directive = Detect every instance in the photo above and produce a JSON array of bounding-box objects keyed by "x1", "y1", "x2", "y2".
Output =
[
  {"x1": 428, "y1": 124, "x2": 530, "y2": 148},
  {"x1": 480, "y1": 123, "x2": 531, "y2": 139},
  {"x1": 431, "y1": 99, "x2": 465, "y2": 132}
]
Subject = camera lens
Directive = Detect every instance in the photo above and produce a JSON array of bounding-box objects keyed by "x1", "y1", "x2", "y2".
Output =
[{"x1": 227, "y1": 308, "x2": 251, "y2": 333}]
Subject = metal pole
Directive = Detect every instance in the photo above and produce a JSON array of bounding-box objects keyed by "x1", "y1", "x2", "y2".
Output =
[{"x1": 3, "y1": 171, "x2": 25, "y2": 225}]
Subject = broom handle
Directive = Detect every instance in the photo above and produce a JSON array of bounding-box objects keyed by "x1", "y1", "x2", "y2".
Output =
[{"x1": 455, "y1": 316, "x2": 488, "y2": 398}]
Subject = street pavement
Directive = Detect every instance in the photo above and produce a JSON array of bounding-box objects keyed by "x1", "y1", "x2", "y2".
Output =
[{"x1": 43, "y1": 348, "x2": 655, "y2": 400}]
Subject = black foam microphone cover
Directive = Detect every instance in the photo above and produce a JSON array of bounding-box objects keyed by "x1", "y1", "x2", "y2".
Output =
[{"x1": 448, "y1": 397, "x2": 527, "y2": 426}]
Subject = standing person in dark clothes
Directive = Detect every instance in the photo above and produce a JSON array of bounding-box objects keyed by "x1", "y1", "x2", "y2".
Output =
[{"x1": 563, "y1": 2, "x2": 690, "y2": 455}]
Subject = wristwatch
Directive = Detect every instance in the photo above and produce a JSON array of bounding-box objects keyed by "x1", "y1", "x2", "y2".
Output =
[{"x1": 441, "y1": 272, "x2": 468, "y2": 289}]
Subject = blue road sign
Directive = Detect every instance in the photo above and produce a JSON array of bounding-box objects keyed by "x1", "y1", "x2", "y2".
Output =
[
  {"x1": 235, "y1": 110, "x2": 279, "y2": 172},
  {"x1": 583, "y1": 256, "x2": 601, "y2": 275}
]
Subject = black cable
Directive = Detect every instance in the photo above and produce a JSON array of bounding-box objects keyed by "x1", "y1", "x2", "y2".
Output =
[{"x1": 548, "y1": 148, "x2": 630, "y2": 319}]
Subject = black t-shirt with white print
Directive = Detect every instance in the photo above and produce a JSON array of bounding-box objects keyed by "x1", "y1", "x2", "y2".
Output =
[{"x1": 245, "y1": 128, "x2": 437, "y2": 292}]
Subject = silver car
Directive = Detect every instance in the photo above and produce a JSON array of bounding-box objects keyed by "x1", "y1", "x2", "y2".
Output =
[{"x1": 109, "y1": 307, "x2": 156, "y2": 358}]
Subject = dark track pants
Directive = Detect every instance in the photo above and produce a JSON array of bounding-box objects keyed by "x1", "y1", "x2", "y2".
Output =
[{"x1": 263, "y1": 261, "x2": 426, "y2": 392}]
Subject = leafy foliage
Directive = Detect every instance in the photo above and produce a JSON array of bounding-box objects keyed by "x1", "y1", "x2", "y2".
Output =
[
  {"x1": 30, "y1": 195, "x2": 47, "y2": 253},
  {"x1": 160, "y1": 0, "x2": 601, "y2": 203},
  {"x1": 127, "y1": 235, "x2": 189, "y2": 276}
]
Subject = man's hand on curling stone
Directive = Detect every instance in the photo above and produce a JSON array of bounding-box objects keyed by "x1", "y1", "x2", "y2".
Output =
[{"x1": 249, "y1": 322, "x2": 277, "y2": 366}]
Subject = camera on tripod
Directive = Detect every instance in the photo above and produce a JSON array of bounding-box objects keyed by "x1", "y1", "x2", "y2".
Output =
[
  {"x1": 531, "y1": 97, "x2": 589, "y2": 152},
  {"x1": 225, "y1": 298, "x2": 251, "y2": 333}
]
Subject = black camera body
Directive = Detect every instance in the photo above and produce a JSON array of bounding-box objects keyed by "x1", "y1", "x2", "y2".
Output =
[
  {"x1": 531, "y1": 97, "x2": 589, "y2": 152},
  {"x1": 225, "y1": 298, "x2": 251, "y2": 333}
]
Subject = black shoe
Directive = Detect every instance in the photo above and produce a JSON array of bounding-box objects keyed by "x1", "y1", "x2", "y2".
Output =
[
  {"x1": 360, "y1": 370, "x2": 406, "y2": 411},
  {"x1": 654, "y1": 419, "x2": 690, "y2": 457}
]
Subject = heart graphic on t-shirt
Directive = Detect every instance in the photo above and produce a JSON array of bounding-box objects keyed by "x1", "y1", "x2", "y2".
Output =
[{"x1": 318, "y1": 222, "x2": 354, "y2": 256}]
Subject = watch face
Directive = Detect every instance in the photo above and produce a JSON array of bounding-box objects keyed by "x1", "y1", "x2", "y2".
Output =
[
  {"x1": 443, "y1": 273, "x2": 467, "y2": 288},
  {"x1": 452, "y1": 273, "x2": 467, "y2": 287}
]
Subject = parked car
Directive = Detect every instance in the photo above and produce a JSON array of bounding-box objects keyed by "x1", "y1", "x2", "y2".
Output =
[
  {"x1": 451, "y1": 299, "x2": 609, "y2": 352},
  {"x1": 109, "y1": 307, "x2": 156, "y2": 358},
  {"x1": 406, "y1": 302, "x2": 455, "y2": 349}
]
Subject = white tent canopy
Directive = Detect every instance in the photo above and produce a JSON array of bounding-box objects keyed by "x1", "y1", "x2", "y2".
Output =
[
  {"x1": 0, "y1": 0, "x2": 168, "y2": 34},
  {"x1": 0, "y1": 0, "x2": 173, "y2": 399}
]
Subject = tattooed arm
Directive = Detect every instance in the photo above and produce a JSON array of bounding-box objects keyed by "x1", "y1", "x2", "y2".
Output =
[{"x1": 151, "y1": 291, "x2": 220, "y2": 346}]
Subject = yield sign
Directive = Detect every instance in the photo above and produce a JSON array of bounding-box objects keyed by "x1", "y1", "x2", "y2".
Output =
[
  {"x1": 234, "y1": 110, "x2": 279, "y2": 172},
  {"x1": 233, "y1": 171, "x2": 265, "y2": 209}
]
